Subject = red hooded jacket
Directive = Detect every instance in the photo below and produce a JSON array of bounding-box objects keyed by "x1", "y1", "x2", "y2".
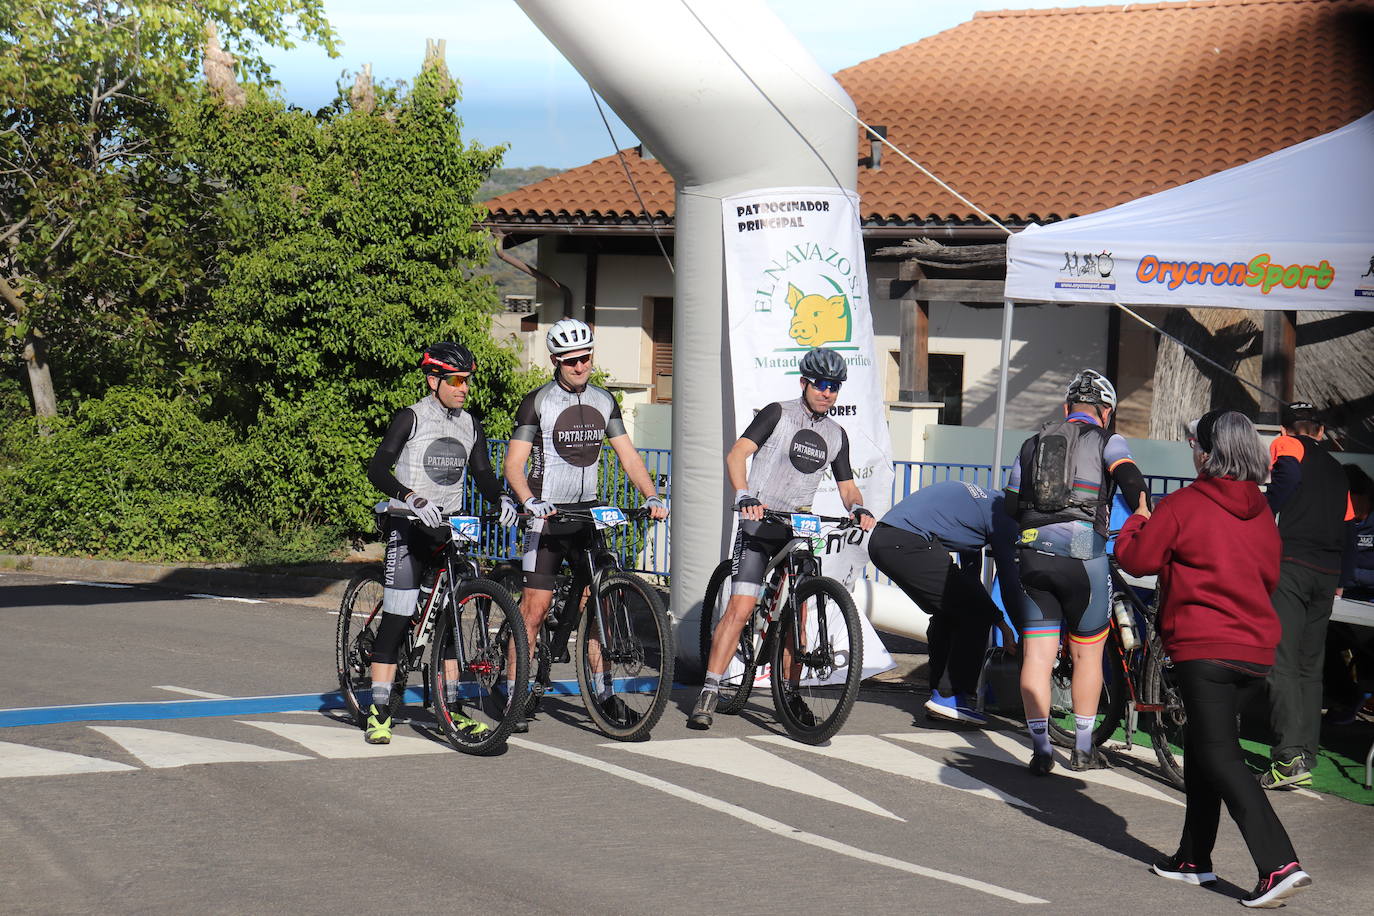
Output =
[{"x1": 1115, "y1": 475, "x2": 1281, "y2": 665}]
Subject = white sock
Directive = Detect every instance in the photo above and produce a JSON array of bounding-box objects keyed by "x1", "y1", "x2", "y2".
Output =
[
  {"x1": 1027, "y1": 717, "x2": 1051, "y2": 755},
  {"x1": 1075, "y1": 715, "x2": 1095, "y2": 753},
  {"x1": 702, "y1": 672, "x2": 723, "y2": 694}
]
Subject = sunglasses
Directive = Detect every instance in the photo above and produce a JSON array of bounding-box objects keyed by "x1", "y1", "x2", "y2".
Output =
[
  {"x1": 556, "y1": 353, "x2": 593, "y2": 367},
  {"x1": 441, "y1": 373, "x2": 471, "y2": 388},
  {"x1": 805, "y1": 377, "x2": 842, "y2": 393}
]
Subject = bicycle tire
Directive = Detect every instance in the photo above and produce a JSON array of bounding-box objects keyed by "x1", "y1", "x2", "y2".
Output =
[
  {"x1": 1047, "y1": 636, "x2": 1127, "y2": 748},
  {"x1": 487, "y1": 562, "x2": 524, "y2": 599},
  {"x1": 1143, "y1": 635, "x2": 1186, "y2": 789},
  {"x1": 699, "y1": 559, "x2": 760, "y2": 714},
  {"x1": 335, "y1": 566, "x2": 406, "y2": 726},
  {"x1": 428, "y1": 578, "x2": 530, "y2": 755},
  {"x1": 576, "y1": 572, "x2": 674, "y2": 741},
  {"x1": 769, "y1": 576, "x2": 862, "y2": 745}
]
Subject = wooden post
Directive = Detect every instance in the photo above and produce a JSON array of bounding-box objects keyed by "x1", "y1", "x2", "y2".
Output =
[
  {"x1": 896, "y1": 259, "x2": 929, "y2": 402},
  {"x1": 1260, "y1": 309, "x2": 1296, "y2": 422}
]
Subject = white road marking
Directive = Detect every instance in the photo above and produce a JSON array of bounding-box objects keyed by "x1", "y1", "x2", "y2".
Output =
[
  {"x1": 608, "y1": 736, "x2": 902, "y2": 820},
  {"x1": 239, "y1": 720, "x2": 450, "y2": 759},
  {"x1": 753, "y1": 734, "x2": 1039, "y2": 811},
  {"x1": 90, "y1": 726, "x2": 310, "y2": 768},
  {"x1": 887, "y1": 731, "x2": 1185, "y2": 808},
  {"x1": 515, "y1": 738, "x2": 1046, "y2": 905},
  {"x1": 152, "y1": 686, "x2": 231, "y2": 699},
  {"x1": 0, "y1": 740, "x2": 136, "y2": 778},
  {"x1": 57, "y1": 580, "x2": 133, "y2": 589},
  {"x1": 188, "y1": 593, "x2": 263, "y2": 604}
]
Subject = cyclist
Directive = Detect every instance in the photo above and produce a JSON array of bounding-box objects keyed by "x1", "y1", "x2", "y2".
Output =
[
  {"x1": 362, "y1": 341, "x2": 518, "y2": 745},
  {"x1": 1004, "y1": 369, "x2": 1151, "y2": 774},
  {"x1": 503, "y1": 318, "x2": 668, "y2": 732},
  {"x1": 868, "y1": 479, "x2": 1024, "y2": 725},
  {"x1": 1260, "y1": 402, "x2": 1354, "y2": 789},
  {"x1": 689, "y1": 347, "x2": 877, "y2": 731}
]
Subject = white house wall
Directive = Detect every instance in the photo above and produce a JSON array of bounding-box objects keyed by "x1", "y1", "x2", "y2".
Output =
[
  {"x1": 524, "y1": 241, "x2": 1108, "y2": 452},
  {"x1": 866, "y1": 260, "x2": 1110, "y2": 430}
]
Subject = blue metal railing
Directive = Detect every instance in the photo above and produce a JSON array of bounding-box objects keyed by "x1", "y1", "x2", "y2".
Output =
[{"x1": 463, "y1": 442, "x2": 1192, "y2": 581}]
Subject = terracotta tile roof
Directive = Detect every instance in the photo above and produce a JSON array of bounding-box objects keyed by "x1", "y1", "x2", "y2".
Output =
[{"x1": 484, "y1": 0, "x2": 1374, "y2": 229}]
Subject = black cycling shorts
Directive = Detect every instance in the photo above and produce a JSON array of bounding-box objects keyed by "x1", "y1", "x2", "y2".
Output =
[
  {"x1": 383, "y1": 517, "x2": 446, "y2": 593},
  {"x1": 1014, "y1": 548, "x2": 1111, "y2": 643},
  {"x1": 521, "y1": 502, "x2": 597, "y2": 592},
  {"x1": 729, "y1": 518, "x2": 793, "y2": 598}
]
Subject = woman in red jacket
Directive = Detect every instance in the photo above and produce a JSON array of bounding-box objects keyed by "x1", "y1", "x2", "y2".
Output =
[{"x1": 1116, "y1": 409, "x2": 1311, "y2": 909}]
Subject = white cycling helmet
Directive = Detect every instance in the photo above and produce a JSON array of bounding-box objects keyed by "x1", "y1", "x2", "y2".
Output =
[
  {"x1": 547, "y1": 318, "x2": 594, "y2": 355},
  {"x1": 1065, "y1": 368, "x2": 1118, "y2": 408}
]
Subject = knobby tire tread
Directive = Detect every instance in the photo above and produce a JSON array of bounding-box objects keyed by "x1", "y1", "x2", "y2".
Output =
[
  {"x1": 769, "y1": 576, "x2": 862, "y2": 745},
  {"x1": 428, "y1": 578, "x2": 530, "y2": 756},
  {"x1": 576, "y1": 572, "x2": 674, "y2": 741}
]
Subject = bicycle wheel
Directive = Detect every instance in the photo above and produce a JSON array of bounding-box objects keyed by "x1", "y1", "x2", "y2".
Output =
[
  {"x1": 335, "y1": 566, "x2": 406, "y2": 726},
  {"x1": 1047, "y1": 636, "x2": 1127, "y2": 748},
  {"x1": 769, "y1": 576, "x2": 862, "y2": 745},
  {"x1": 576, "y1": 573, "x2": 674, "y2": 741},
  {"x1": 429, "y1": 578, "x2": 530, "y2": 755},
  {"x1": 487, "y1": 562, "x2": 523, "y2": 599},
  {"x1": 1143, "y1": 635, "x2": 1186, "y2": 789},
  {"x1": 699, "y1": 559, "x2": 760, "y2": 714}
]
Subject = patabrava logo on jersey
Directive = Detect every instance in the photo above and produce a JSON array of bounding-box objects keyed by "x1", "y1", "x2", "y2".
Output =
[
  {"x1": 552, "y1": 404, "x2": 604, "y2": 467},
  {"x1": 423, "y1": 437, "x2": 468, "y2": 485},
  {"x1": 722, "y1": 186, "x2": 897, "y2": 683}
]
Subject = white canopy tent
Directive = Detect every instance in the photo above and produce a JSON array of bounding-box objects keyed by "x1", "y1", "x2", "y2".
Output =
[{"x1": 989, "y1": 113, "x2": 1374, "y2": 471}]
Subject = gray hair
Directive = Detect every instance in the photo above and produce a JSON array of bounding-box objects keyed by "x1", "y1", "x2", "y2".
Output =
[{"x1": 1197, "y1": 411, "x2": 1268, "y2": 482}]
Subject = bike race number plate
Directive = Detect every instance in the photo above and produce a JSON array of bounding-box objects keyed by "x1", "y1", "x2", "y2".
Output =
[
  {"x1": 590, "y1": 506, "x2": 628, "y2": 529},
  {"x1": 447, "y1": 516, "x2": 482, "y2": 543},
  {"x1": 789, "y1": 513, "x2": 822, "y2": 538}
]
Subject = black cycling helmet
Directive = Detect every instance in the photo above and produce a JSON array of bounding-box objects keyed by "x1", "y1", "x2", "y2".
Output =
[
  {"x1": 419, "y1": 341, "x2": 476, "y2": 376},
  {"x1": 799, "y1": 347, "x2": 848, "y2": 383}
]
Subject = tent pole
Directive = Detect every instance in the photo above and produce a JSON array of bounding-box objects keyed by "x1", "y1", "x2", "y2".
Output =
[{"x1": 990, "y1": 298, "x2": 1015, "y2": 489}]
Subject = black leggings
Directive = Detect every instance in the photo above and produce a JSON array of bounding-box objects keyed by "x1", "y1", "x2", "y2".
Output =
[
  {"x1": 1174, "y1": 659, "x2": 1297, "y2": 875},
  {"x1": 868, "y1": 524, "x2": 998, "y2": 695}
]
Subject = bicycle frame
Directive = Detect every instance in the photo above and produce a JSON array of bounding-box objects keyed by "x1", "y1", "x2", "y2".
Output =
[
  {"x1": 530, "y1": 508, "x2": 643, "y2": 694},
  {"x1": 743, "y1": 511, "x2": 844, "y2": 681},
  {"x1": 1108, "y1": 559, "x2": 1163, "y2": 748}
]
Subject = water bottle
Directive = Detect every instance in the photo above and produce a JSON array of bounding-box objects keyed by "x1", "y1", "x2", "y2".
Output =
[{"x1": 1113, "y1": 595, "x2": 1139, "y2": 650}]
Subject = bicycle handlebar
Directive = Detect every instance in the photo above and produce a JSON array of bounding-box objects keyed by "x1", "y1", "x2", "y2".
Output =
[
  {"x1": 738, "y1": 507, "x2": 854, "y2": 527},
  {"x1": 382, "y1": 506, "x2": 502, "y2": 523},
  {"x1": 535, "y1": 506, "x2": 656, "y2": 523}
]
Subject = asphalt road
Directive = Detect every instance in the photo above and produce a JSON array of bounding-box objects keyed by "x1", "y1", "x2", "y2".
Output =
[{"x1": 2, "y1": 571, "x2": 1369, "y2": 915}]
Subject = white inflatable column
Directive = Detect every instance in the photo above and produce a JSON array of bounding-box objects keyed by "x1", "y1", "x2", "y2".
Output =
[{"x1": 517, "y1": 0, "x2": 859, "y2": 665}]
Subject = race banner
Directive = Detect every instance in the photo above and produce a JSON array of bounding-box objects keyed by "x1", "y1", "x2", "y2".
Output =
[{"x1": 721, "y1": 186, "x2": 896, "y2": 680}]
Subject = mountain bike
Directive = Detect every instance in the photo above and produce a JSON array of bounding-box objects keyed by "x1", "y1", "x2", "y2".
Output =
[
  {"x1": 493, "y1": 505, "x2": 674, "y2": 741},
  {"x1": 698, "y1": 509, "x2": 863, "y2": 744},
  {"x1": 335, "y1": 509, "x2": 529, "y2": 755},
  {"x1": 1042, "y1": 549, "x2": 1185, "y2": 788}
]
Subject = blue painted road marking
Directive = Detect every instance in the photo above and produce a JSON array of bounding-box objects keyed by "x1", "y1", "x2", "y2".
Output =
[{"x1": 0, "y1": 678, "x2": 667, "y2": 728}]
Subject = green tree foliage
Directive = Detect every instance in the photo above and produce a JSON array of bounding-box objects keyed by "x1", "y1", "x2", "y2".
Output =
[
  {"x1": 184, "y1": 60, "x2": 542, "y2": 532},
  {"x1": 0, "y1": 388, "x2": 248, "y2": 560},
  {"x1": 0, "y1": 1, "x2": 337, "y2": 406}
]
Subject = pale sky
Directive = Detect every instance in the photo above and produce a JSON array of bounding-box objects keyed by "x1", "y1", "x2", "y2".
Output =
[{"x1": 260, "y1": 0, "x2": 1074, "y2": 168}]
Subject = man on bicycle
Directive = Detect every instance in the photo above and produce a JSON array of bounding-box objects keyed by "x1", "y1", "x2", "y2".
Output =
[
  {"x1": 503, "y1": 318, "x2": 668, "y2": 732},
  {"x1": 1004, "y1": 369, "x2": 1151, "y2": 773},
  {"x1": 362, "y1": 341, "x2": 518, "y2": 744},
  {"x1": 689, "y1": 347, "x2": 877, "y2": 731}
]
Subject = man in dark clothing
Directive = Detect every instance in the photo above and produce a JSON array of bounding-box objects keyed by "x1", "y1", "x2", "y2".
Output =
[
  {"x1": 1261, "y1": 402, "x2": 1355, "y2": 789},
  {"x1": 867, "y1": 480, "x2": 1023, "y2": 725},
  {"x1": 1323, "y1": 464, "x2": 1374, "y2": 725}
]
